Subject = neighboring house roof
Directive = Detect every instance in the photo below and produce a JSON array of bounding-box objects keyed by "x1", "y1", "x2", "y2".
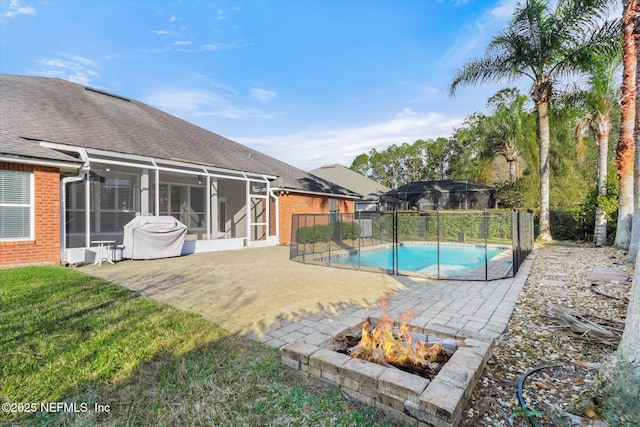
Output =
[
  {"x1": 384, "y1": 180, "x2": 497, "y2": 210},
  {"x1": 386, "y1": 179, "x2": 495, "y2": 198},
  {"x1": 0, "y1": 74, "x2": 357, "y2": 198},
  {"x1": 309, "y1": 164, "x2": 390, "y2": 201}
]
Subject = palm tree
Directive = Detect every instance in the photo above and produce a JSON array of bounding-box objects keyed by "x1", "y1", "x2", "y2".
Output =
[
  {"x1": 486, "y1": 88, "x2": 536, "y2": 181},
  {"x1": 615, "y1": 0, "x2": 637, "y2": 250},
  {"x1": 593, "y1": 6, "x2": 639, "y2": 424},
  {"x1": 449, "y1": 0, "x2": 620, "y2": 241},
  {"x1": 573, "y1": 48, "x2": 621, "y2": 246}
]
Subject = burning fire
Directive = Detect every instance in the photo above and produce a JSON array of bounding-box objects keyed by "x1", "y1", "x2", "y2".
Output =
[{"x1": 351, "y1": 299, "x2": 444, "y2": 369}]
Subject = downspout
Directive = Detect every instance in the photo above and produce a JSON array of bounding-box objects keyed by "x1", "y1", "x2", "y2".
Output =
[
  {"x1": 245, "y1": 177, "x2": 251, "y2": 245},
  {"x1": 269, "y1": 186, "x2": 279, "y2": 244},
  {"x1": 60, "y1": 148, "x2": 90, "y2": 264}
]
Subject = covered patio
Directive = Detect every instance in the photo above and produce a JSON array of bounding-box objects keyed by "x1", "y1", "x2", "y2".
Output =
[{"x1": 52, "y1": 142, "x2": 278, "y2": 264}]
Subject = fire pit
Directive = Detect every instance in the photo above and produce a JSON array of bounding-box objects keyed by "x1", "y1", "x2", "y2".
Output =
[
  {"x1": 281, "y1": 304, "x2": 494, "y2": 426},
  {"x1": 334, "y1": 300, "x2": 452, "y2": 382}
]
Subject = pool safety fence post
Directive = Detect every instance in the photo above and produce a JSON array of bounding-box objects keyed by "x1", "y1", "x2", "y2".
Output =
[
  {"x1": 393, "y1": 210, "x2": 398, "y2": 275},
  {"x1": 512, "y1": 210, "x2": 520, "y2": 276},
  {"x1": 302, "y1": 214, "x2": 307, "y2": 263},
  {"x1": 327, "y1": 214, "x2": 331, "y2": 266},
  {"x1": 357, "y1": 212, "x2": 362, "y2": 270},
  {"x1": 513, "y1": 210, "x2": 518, "y2": 276},
  {"x1": 290, "y1": 214, "x2": 296, "y2": 260},
  {"x1": 484, "y1": 210, "x2": 489, "y2": 281},
  {"x1": 436, "y1": 210, "x2": 441, "y2": 280}
]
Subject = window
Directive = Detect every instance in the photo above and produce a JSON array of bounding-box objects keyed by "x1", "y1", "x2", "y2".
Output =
[
  {"x1": 0, "y1": 170, "x2": 34, "y2": 240},
  {"x1": 98, "y1": 176, "x2": 136, "y2": 232},
  {"x1": 158, "y1": 182, "x2": 205, "y2": 230}
]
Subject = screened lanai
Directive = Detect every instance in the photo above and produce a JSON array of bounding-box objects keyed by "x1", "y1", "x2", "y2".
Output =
[{"x1": 51, "y1": 143, "x2": 278, "y2": 264}]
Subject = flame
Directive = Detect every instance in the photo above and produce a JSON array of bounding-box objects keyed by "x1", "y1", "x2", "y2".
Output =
[{"x1": 351, "y1": 299, "x2": 444, "y2": 368}]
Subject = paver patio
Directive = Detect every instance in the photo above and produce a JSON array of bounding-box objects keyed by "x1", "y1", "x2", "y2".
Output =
[{"x1": 81, "y1": 245, "x2": 534, "y2": 347}]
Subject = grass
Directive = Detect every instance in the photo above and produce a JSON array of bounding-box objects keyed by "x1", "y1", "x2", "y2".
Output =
[{"x1": 0, "y1": 266, "x2": 401, "y2": 426}]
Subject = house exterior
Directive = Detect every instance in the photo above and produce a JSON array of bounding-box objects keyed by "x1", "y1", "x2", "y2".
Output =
[
  {"x1": 383, "y1": 179, "x2": 497, "y2": 211},
  {"x1": 0, "y1": 74, "x2": 356, "y2": 267},
  {"x1": 309, "y1": 164, "x2": 389, "y2": 212}
]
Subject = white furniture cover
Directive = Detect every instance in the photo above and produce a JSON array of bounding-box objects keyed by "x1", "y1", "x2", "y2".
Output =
[{"x1": 122, "y1": 216, "x2": 187, "y2": 260}]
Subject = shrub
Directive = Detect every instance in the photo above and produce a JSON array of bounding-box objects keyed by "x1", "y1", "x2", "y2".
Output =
[
  {"x1": 338, "y1": 222, "x2": 361, "y2": 240},
  {"x1": 296, "y1": 224, "x2": 333, "y2": 244},
  {"x1": 425, "y1": 212, "x2": 483, "y2": 239},
  {"x1": 397, "y1": 213, "x2": 421, "y2": 237},
  {"x1": 487, "y1": 212, "x2": 512, "y2": 240}
]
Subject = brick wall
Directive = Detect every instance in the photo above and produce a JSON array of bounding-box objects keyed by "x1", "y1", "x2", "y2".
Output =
[
  {"x1": 277, "y1": 192, "x2": 354, "y2": 245},
  {"x1": 0, "y1": 162, "x2": 61, "y2": 268}
]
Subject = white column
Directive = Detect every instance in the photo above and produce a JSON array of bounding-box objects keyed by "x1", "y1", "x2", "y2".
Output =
[
  {"x1": 141, "y1": 168, "x2": 149, "y2": 215},
  {"x1": 210, "y1": 178, "x2": 218, "y2": 239},
  {"x1": 265, "y1": 180, "x2": 270, "y2": 240},
  {"x1": 85, "y1": 173, "x2": 91, "y2": 248},
  {"x1": 246, "y1": 179, "x2": 251, "y2": 244},
  {"x1": 154, "y1": 168, "x2": 160, "y2": 215}
]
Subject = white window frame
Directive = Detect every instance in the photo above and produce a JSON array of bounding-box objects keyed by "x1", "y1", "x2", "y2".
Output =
[{"x1": 0, "y1": 170, "x2": 35, "y2": 241}]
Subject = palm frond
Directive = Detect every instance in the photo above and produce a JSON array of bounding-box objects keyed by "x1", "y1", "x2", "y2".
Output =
[{"x1": 450, "y1": 52, "x2": 522, "y2": 96}]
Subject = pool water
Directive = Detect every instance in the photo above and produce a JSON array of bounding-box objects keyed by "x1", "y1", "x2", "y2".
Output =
[{"x1": 330, "y1": 244, "x2": 507, "y2": 274}]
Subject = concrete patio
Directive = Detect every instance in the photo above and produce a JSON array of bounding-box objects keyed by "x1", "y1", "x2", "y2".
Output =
[{"x1": 80, "y1": 245, "x2": 533, "y2": 347}]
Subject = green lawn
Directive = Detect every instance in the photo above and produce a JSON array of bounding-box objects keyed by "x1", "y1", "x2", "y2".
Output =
[{"x1": 0, "y1": 266, "x2": 399, "y2": 426}]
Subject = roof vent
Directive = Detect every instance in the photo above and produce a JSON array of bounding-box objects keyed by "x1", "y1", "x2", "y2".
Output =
[{"x1": 84, "y1": 86, "x2": 131, "y2": 102}]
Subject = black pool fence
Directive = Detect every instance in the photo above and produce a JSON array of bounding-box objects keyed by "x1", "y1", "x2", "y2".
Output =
[{"x1": 289, "y1": 210, "x2": 534, "y2": 281}]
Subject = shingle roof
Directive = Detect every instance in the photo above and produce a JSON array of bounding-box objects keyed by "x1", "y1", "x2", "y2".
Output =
[
  {"x1": 386, "y1": 179, "x2": 495, "y2": 198},
  {"x1": 309, "y1": 164, "x2": 390, "y2": 200},
  {"x1": 0, "y1": 74, "x2": 356, "y2": 197},
  {"x1": 0, "y1": 129, "x2": 82, "y2": 166}
]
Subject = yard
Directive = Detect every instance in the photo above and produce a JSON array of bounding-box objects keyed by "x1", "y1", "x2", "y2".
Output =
[{"x1": 0, "y1": 266, "x2": 397, "y2": 426}]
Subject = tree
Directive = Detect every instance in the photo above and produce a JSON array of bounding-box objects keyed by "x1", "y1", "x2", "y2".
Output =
[
  {"x1": 450, "y1": 112, "x2": 497, "y2": 182},
  {"x1": 615, "y1": 0, "x2": 637, "y2": 250},
  {"x1": 624, "y1": 0, "x2": 640, "y2": 261},
  {"x1": 573, "y1": 48, "x2": 622, "y2": 246},
  {"x1": 486, "y1": 88, "x2": 537, "y2": 181},
  {"x1": 349, "y1": 138, "x2": 466, "y2": 188},
  {"x1": 593, "y1": 249, "x2": 640, "y2": 426},
  {"x1": 449, "y1": 0, "x2": 620, "y2": 241},
  {"x1": 592, "y1": 3, "x2": 639, "y2": 425}
]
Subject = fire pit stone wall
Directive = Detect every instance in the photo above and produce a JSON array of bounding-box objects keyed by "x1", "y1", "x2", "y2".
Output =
[{"x1": 281, "y1": 320, "x2": 493, "y2": 427}]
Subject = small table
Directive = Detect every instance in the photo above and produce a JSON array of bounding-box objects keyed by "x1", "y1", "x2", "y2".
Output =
[{"x1": 92, "y1": 240, "x2": 116, "y2": 266}]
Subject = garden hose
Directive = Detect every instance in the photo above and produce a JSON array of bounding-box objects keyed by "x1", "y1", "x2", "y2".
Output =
[{"x1": 516, "y1": 365, "x2": 561, "y2": 427}]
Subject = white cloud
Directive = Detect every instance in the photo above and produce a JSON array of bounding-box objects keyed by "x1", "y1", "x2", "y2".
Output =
[
  {"x1": 169, "y1": 40, "x2": 192, "y2": 47},
  {"x1": 249, "y1": 88, "x2": 277, "y2": 103},
  {"x1": 421, "y1": 85, "x2": 439, "y2": 95},
  {"x1": 29, "y1": 54, "x2": 100, "y2": 85},
  {"x1": 143, "y1": 88, "x2": 274, "y2": 120},
  {"x1": 396, "y1": 107, "x2": 417, "y2": 118},
  {"x1": 169, "y1": 16, "x2": 177, "y2": 22},
  {"x1": 489, "y1": 0, "x2": 516, "y2": 19},
  {"x1": 3, "y1": 0, "x2": 35, "y2": 18},
  {"x1": 151, "y1": 29, "x2": 182, "y2": 37},
  {"x1": 200, "y1": 42, "x2": 238, "y2": 51},
  {"x1": 236, "y1": 110, "x2": 464, "y2": 170},
  {"x1": 164, "y1": 42, "x2": 244, "y2": 53},
  {"x1": 439, "y1": 0, "x2": 517, "y2": 68},
  {"x1": 144, "y1": 89, "x2": 229, "y2": 113}
]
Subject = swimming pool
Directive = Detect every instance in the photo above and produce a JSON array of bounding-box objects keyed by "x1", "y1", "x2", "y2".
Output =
[{"x1": 329, "y1": 243, "x2": 508, "y2": 274}]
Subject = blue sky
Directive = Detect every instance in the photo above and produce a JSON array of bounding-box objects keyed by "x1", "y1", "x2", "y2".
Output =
[{"x1": 1, "y1": 0, "x2": 522, "y2": 171}]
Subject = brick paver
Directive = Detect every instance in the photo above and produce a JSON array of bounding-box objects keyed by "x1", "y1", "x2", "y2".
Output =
[
  {"x1": 81, "y1": 246, "x2": 535, "y2": 347},
  {"x1": 260, "y1": 254, "x2": 534, "y2": 346}
]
